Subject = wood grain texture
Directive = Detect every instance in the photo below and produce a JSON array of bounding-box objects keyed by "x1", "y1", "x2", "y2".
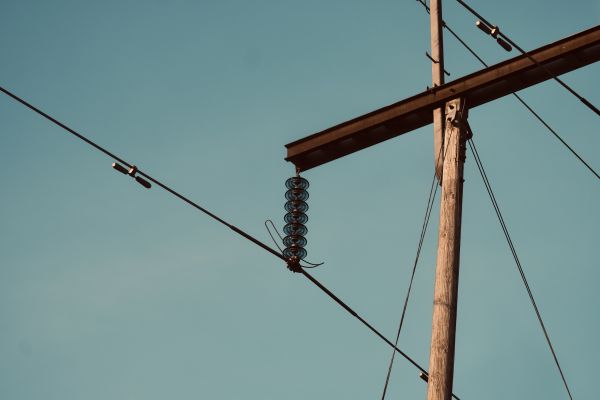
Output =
[{"x1": 426, "y1": 98, "x2": 467, "y2": 400}]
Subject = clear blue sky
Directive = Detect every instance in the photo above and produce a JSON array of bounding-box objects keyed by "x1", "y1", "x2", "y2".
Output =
[{"x1": 1, "y1": 1, "x2": 598, "y2": 399}]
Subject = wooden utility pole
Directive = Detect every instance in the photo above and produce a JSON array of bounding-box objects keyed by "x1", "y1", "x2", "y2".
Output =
[
  {"x1": 430, "y1": 0, "x2": 445, "y2": 181},
  {"x1": 427, "y1": 2, "x2": 464, "y2": 399},
  {"x1": 426, "y1": 98, "x2": 468, "y2": 400},
  {"x1": 284, "y1": 22, "x2": 600, "y2": 400}
]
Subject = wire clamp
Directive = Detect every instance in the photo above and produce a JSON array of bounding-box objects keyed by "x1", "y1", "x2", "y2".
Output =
[
  {"x1": 476, "y1": 20, "x2": 512, "y2": 52},
  {"x1": 286, "y1": 256, "x2": 302, "y2": 273},
  {"x1": 112, "y1": 162, "x2": 152, "y2": 189}
]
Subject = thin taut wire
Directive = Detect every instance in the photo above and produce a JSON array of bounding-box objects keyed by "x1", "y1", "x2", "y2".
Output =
[
  {"x1": 381, "y1": 172, "x2": 439, "y2": 399},
  {"x1": 468, "y1": 135, "x2": 574, "y2": 400},
  {"x1": 0, "y1": 84, "x2": 462, "y2": 399},
  {"x1": 415, "y1": 0, "x2": 599, "y2": 181},
  {"x1": 453, "y1": 0, "x2": 600, "y2": 117}
]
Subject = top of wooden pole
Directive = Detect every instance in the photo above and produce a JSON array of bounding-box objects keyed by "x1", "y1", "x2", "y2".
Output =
[{"x1": 430, "y1": 0, "x2": 445, "y2": 182}]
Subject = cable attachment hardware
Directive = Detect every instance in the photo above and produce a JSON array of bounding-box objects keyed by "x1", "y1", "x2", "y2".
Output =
[
  {"x1": 465, "y1": 121, "x2": 474, "y2": 141},
  {"x1": 112, "y1": 162, "x2": 152, "y2": 189},
  {"x1": 286, "y1": 256, "x2": 302, "y2": 273},
  {"x1": 283, "y1": 175, "x2": 309, "y2": 273},
  {"x1": 445, "y1": 100, "x2": 468, "y2": 129},
  {"x1": 476, "y1": 20, "x2": 512, "y2": 52},
  {"x1": 425, "y1": 52, "x2": 451, "y2": 76}
]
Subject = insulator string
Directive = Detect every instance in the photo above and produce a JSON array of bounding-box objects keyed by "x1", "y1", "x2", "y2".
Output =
[{"x1": 283, "y1": 176, "x2": 310, "y2": 262}]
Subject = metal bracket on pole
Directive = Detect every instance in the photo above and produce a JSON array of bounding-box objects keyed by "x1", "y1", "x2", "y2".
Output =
[
  {"x1": 445, "y1": 100, "x2": 468, "y2": 128},
  {"x1": 426, "y1": 52, "x2": 451, "y2": 76}
]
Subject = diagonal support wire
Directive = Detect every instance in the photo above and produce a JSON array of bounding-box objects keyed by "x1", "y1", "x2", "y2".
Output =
[
  {"x1": 380, "y1": 174, "x2": 439, "y2": 399},
  {"x1": 467, "y1": 132, "x2": 574, "y2": 400}
]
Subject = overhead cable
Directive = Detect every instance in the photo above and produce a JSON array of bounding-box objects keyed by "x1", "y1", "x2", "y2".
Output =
[
  {"x1": 381, "y1": 172, "x2": 439, "y2": 399},
  {"x1": 0, "y1": 84, "x2": 461, "y2": 399},
  {"x1": 300, "y1": 269, "x2": 461, "y2": 400},
  {"x1": 0, "y1": 85, "x2": 284, "y2": 261},
  {"x1": 467, "y1": 133, "x2": 574, "y2": 400},
  {"x1": 453, "y1": 0, "x2": 600, "y2": 117},
  {"x1": 414, "y1": 0, "x2": 599, "y2": 181}
]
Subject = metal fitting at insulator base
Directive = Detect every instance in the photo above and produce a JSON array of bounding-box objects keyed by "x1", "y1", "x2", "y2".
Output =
[{"x1": 286, "y1": 256, "x2": 302, "y2": 273}]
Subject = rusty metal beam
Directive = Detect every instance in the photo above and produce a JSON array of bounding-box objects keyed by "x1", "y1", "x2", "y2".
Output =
[{"x1": 285, "y1": 25, "x2": 600, "y2": 171}]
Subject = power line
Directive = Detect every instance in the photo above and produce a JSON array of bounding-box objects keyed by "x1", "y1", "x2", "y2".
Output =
[
  {"x1": 300, "y1": 269, "x2": 461, "y2": 400},
  {"x1": 0, "y1": 84, "x2": 463, "y2": 399},
  {"x1": 467, "y1": 133, "x2": 574, "y2": 400},
  {"x1": 453, "y1": 0, "x2": 600, "y2": 117},
  {"x1": 0, "y1": 87, "x2": 131, "y2": 169},
  {"x1": 0, "y1": 85, "x2": 285, "y2": 260},
  {"x1": 415, "y1": 0, "x2": 600, "y2": 181},
  {"x1": 509, "y1": 95, "x2": 600, "y2": 181},
  {"x1": 381, "y1": 171, "x2": 439, "y2": 399}
]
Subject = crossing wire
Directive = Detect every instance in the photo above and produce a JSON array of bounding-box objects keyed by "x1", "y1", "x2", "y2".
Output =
[
  {"x1": 467, "y1": 133, "x2": 574, "y2": 400},
  {"x1": 415, "y1": 0, "x2": 600, "y2": 181},
  {"x1": 453, "y1": 0, "x2": 600, "y2": 117},
  {"x1": 379, "y1": 111, "x2": 456, "y2": 398},
  {"x1": 0, "y1": 85, "x2": 462, "y2": 400},
  {"x1": 380, "y1": 170, "x2": 439, "y2": 399}
]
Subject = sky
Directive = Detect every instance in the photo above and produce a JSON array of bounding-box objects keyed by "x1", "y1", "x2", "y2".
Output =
[{"x1": 0, "y1": 0, "x2": 598, "y2": 399}]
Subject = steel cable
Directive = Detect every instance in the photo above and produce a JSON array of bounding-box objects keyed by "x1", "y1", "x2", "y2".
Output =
[
  {"x1": 380, "y1": 173, "x2": 439, "y2": 399},
  {"x1": 467, "y1": 134, "x2": 574, "y2": 400},
  {"x1": 0, "y1": 84, "x2": 462, "y2": 400},
  {"x1": 453, "y1": 0, "x2": 600, "y2": 117}
]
